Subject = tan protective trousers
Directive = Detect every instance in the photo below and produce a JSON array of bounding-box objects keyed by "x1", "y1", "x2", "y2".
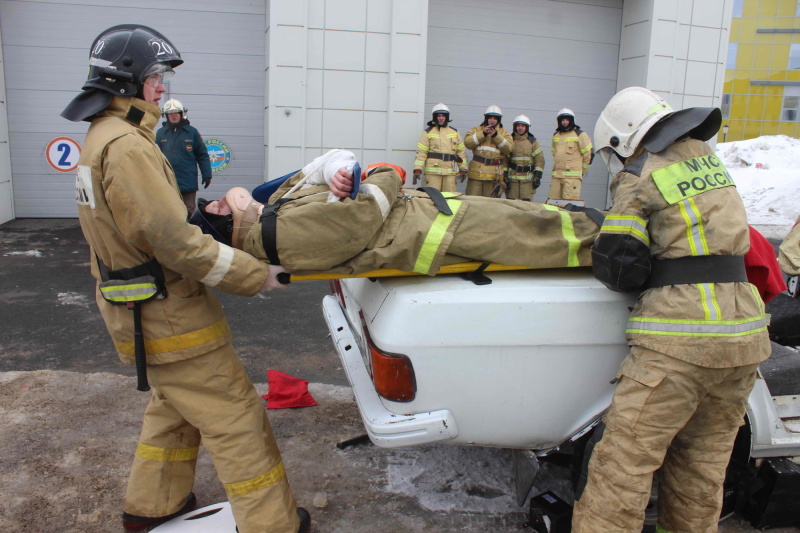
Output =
[
  {"x1": 506, "y1": 180, "x2": 534, "y2": 201},
  {"x1": 572, "y1": 346, "x2": 758, "y2": 533},
  {"x1": 424, "y1": 173, "x2": 457, "y2": 193},
  {"x1": 466, "y1": 178, "x2": 499, "y2": 197},
  {"x1": 124, "y1": 343, "x2": 299, "y2": 533},
  {"x1": 548, "y1": 177, "x2": 581, "y2": 200}
]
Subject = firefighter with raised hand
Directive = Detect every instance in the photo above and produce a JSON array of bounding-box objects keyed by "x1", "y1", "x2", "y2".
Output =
[
  {"x1": 61, "y1": 24, "x2": 309, "y2": 533},
  {"x1": 464, "y1": 105, "x2": 513, "y2": 197},
  {"x1": 506, "y1": 115, "x2": 545, "y2": 201},
  {"x1": 549, "y1": 108, "x2": 593, "y2": 202},
  {"x1": 413, "y1": 103, "x2": 467, "y2": 192},
  {"x1": 572, "y1": 87, "x2": 771, "y2": 533}
]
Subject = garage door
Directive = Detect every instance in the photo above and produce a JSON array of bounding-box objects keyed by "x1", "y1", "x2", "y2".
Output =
[
  {"x1": 0, "y1": 0, "x2": 266, "y2": 217},
  {"x1": 425, "y1": 0, "x2": 622, "y2": 208}
]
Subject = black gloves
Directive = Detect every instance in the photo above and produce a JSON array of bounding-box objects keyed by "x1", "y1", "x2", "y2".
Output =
[
  {"x1": 202, "y1": 177, "x2": 212, "y2": 189},
  {"x1": 532, "y1": 171, "x2": 542, "y2": 189}
]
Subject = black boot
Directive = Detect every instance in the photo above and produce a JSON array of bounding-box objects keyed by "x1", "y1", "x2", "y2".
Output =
[{"x1": 122, "y1": 493, "x2": 197, "y2": 532}]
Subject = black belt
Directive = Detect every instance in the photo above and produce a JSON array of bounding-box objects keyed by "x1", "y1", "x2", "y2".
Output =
[
  {"x1": 428, "y1": 152, "x2": 462, "y2": 163},
  {"x1": 472, "y1": 155, "x2": 504, "y2": 166},
  {"x1": 509, "y1": 163, "x2": 533, "y2": 173},
  {"x1": 259, "y1": 198, "x2": 294, "y2": 266},
  {"x1": 644, "y1": 255, "x2": 748, "y2": 290}
]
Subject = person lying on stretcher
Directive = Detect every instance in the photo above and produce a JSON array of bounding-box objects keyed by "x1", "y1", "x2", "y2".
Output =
[{"x1": 191, "y1": 150, "x2": 602, "y2": 280}]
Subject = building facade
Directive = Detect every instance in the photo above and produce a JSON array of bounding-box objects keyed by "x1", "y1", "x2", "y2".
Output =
[
  {"x1": 0, "y1": 0, "x2": 734, "y2": 224},
  {"x1": 722, "y1": 0, "x2": 800, "y2": 141}
]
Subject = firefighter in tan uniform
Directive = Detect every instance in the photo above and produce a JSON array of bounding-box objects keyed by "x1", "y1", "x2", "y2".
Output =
[
  {"x1": 464, "y1": 105, "x2": 513, "y2": 197},
  {"x1": 60, "y1": 25, "x2": 309, "y2": 533},
  {"x1": 550, "y1": 108, "x2": 593, "y2": 202},
  {"x1": 192, "y1": 151, "x2": 605, "y2": 276},
  {"x1": 779, "y1": 216, "x2": 800, "y2": 297},
  {"x1": 572, "y1": 87, "x2": 771, "y2": 533},
  {"x1": 413, "y1": 103, "x2": 467, "y2": 193},
  {"x1": 506, "y1": 115, "x2": 545, "y2": 201}
]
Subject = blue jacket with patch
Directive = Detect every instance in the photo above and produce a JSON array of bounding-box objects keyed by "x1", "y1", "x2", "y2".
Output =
[{"x1": 155, "y1": 120, "x2": 212, "y2": 192}]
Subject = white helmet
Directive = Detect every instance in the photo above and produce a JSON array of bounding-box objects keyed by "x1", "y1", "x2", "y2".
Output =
[
  {"x1": 162, "y1": 98, "x2": 187, "y2": 117},
  {"x1": 484, "y1": 105, "x2": 503, "y2": 118},
  {"x1": 432, "y1": 103, "x2": 450, "y2": 115},
  {"x1": 513, "y1": 115, "x2": 531, "y2": 127},
  {"x1": 557, "y1": 108, "x2": 574, "y2": 119},
  {"x1": 593, "y1": 87, "x2": 673, "y2": 166}
]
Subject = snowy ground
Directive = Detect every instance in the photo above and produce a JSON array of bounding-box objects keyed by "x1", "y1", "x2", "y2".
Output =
[{"x1": 717, "y1": 135, "x2": 800, "y2": 239}]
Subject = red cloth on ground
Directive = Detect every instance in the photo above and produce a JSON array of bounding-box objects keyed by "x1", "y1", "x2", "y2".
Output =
[
  {"x1": 745, "y1": 226, "x2": 787, "y2": 304},
  {"x1": 262, "y1": 369, "x2": 317, "y2": 409}
]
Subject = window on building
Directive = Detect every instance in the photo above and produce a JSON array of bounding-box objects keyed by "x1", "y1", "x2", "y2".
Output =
[
  {"x1": 791, "y1": 44, "x2": 800, "y2": 70},
  {"x1": 727, "y1": 43, "x2": 738, "y2": 70},
  {"x1": 721, "y1": 93, "x2": 732, "y2": 119},
  {"x1": 781, "y1": 86, "x2": 800, "y2": 121},
  {"x1": 733, "y1": 0, "x2": 744, "y2": 17},
  {"x1": 796, "y1": 0, "x2": 800, "y2": 17}
]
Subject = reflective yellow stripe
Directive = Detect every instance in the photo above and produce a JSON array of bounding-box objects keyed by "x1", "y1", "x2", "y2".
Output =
[
  {"x1": 115, "y1": 319, "x2": 229, "y2": 356},
  {"x1": 749, "y1": 283, "x2": 766, "y2": 315},
  {"x1": 580, "y1": 143, "x2": 593, "y2": 154},
  {"x1": 647, "y1": 102, "x2": 672, "y2": 115},
  {"x1": 655, "y1": 524, "x2": 672, "y2": 533},
  {"x1": 627, "y1": 315, "x2": 768, "y2": 337},
  {"x1": 224, "y1": 462, "x2": 286, "y2": 498},
  {"x1": 543, "y1": 205, "x2": 580, "y2": 266},
  {"x1": 601, "y1": 215, "x2": 649, "y2": 245},
  {"x1": 136, "y1": 442, "x2": 199, "y2": 462},
  {"x1": 534, "y1": 167, "x2": 543, "y2": 172},
  {"x1": 427, "y1": 134, "x2": 440, "y2": 139},
  {"x1": 678, "y1": 198, "x2": 709, "y2": 256},
  {"x1": 652, "y1": 155, "x2": 734, "y2": 204},
  {"x1": 532, "y1": 147, "x2": 543, "y2": 156},
  {"x1": 446, "y1": 133, "x2": 458, "y2": 138},
  {"x1": 100, "y1": 282, "x2": 159, "y2": 302},
  {"x1": 414, "y1": 160, "x2": 425, "y2": 166},
  {"x1": 562, "y1": 171, "x2": 583, "y2": 177},
  {"x1": 424, "y1": 168, "x2": 457, "y2": 174},
  {"x1": 412, "y1": 199, "x2": 463, "y2": 274},
  {"x1": 697, "y1": 283, "x2": 721, "y2": 321},
  {"x1": 417, "y1": 144, "x2": 428, "y2": 151},
  {"x1": 457, "y1": 143, "x2": 465, "y2": 150}
]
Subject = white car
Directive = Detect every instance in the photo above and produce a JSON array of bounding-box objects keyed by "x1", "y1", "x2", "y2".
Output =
[{"x1": 323, "y1": 268, "x2": 800, "y2": 527}]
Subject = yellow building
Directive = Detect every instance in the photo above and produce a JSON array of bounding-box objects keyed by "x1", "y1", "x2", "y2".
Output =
[{"x1": 722, "y1": 0, "x2": 800, "y2": 141}]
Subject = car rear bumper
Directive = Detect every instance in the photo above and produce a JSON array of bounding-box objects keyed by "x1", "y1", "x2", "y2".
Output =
[{"x1": 322, "y1": 295, "x2": 459, "y2": 447}]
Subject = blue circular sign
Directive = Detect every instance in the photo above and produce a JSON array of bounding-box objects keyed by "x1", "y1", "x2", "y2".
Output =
[{"x1": 205, "y1": 138, "x2": 232, "y2": 174}]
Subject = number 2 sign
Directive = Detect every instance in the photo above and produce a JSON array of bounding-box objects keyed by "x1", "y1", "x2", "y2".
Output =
[{"x1": 46, "y1": 137, "x2": 82, "y2": 172}]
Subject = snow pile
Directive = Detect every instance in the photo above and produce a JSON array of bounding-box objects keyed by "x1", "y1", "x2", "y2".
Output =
[{"x1": 717, "y1": 135, "x2": 800, "y2": 239}]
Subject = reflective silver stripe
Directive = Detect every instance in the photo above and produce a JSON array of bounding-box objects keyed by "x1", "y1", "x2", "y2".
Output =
[
  {"x1": 360, "y1": 183, "x2": 391, "y2": 221},
  {"x1": 201, "y1": 244, "x2": 234, "y2": 287},
  {"x1": 678, "y1": 198, "x2": 708, "y2": 255},
  {"x1": 627, "y1": 316, "x2": 768, "y2": 336},
  {"x1": 100, "y1": 285, "x2": 158, "y2": 300},
  {"x1": 497, "y1": 138, "x2": 508, "y2": 148},
  {"x1": 470, "y1": 133, "x2": 480, "y2": 146},
  {"x1": 479, "y1": 146, "x2": 500, "y2": 154},
  {"x1": 698, "y1": 283, "x2": 719, "y2": 320}
]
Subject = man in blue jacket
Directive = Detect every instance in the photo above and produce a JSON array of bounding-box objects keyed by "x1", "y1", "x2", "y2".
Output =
[{"x1": 156, "y1": 99, "x2": 212, "y2": 216}]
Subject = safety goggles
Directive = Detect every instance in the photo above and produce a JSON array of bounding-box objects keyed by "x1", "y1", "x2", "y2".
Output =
[{"x1": 142, "y1": 64, "x2": 175, "y2": 87}]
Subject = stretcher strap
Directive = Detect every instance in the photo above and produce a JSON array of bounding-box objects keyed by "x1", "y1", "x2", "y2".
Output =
[{"x1": 644, "y1": 255, "x2": 747, "y2": 290}]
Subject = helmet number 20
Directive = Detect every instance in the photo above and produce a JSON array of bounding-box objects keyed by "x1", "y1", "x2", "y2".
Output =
[{"x1": 150, "y1": 39, "x2": 174, "y2": 56}]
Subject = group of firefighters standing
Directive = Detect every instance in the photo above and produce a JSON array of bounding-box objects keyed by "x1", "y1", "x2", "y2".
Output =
[{"x1": 413, "y1": 103, "x2": 593, "y2": 203}]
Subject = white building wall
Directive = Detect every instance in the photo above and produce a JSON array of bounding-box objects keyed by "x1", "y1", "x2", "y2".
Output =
[
  {"x1": 0, "y1": 27, "x2": 13, "y2": 224},
  {"x1": 265, "y1": 0, "x2": 429, "y2": 180},
  {"x1": 618, "y1": 0, "x2": 732, "y2": 110}
]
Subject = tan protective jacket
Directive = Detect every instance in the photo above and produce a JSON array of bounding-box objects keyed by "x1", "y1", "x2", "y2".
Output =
[
  {"x1": 508, "y1": 133, "x2": 545, "y2": 181},
  {"x1": 593, "y1": 138, "x2": 770, "y2": 368},
  {"x1": 464, "y1": 124, "x2": 513, "y2": 180},
  {"x1": 76, "y1": 96, "x2": 269, "y2": 365},
  {"x1": 552, "y1": 128, "x2": 592, "y2": 179},
  {"x1": 414, "y1": 124, "x2": 467, "y2": 175},
  {"x1": 778, "y1": 217, "x2": 800, "y2": 275},
  {"x1": 249, "y1": 167, "x2": 600, "y2": 276}
]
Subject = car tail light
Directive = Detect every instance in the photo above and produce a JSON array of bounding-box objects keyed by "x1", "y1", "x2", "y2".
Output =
[
  {"x1": 329, "y1": 279, "x2": 345, "y2": 308},
  {"x1": 363, "y1": 325, "x2": 416, "y2": 402}
]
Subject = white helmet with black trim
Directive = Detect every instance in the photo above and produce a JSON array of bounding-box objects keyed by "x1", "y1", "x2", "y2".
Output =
[
  {"x1": 513, "y1": 115, "x2": 531, "y2": 127},
  {"x1": 163, "y1": 98, "x2": 187, "y2": 117},
  {"x1": 484, "y1": 105, "x2": 503, "y2": 118},
  {"x1": 594, "y1": 86, "x2": 721, "y2": 171},
  {"x1": 431, "y1": 102, "x2": 451, "y2": 123}
]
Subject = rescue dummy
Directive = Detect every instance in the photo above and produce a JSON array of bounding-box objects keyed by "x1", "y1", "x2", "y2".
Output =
[
  {"x1": 550, "y1": 108, "x2": 593, "y2": 201},
  {"x1": 506, "y1": 115, "x2": 545, "y2": 201},
  {"x1": 61, "y1": 24, "x2": 309, "y2": 533},
  {"x1": 193, "y1": 149, "x2": 603, "y2": 276},
  {"x1": 413, "y1": 103, "x2": 467, "y2": 192},
  {"x1": 464, "y1": 105, "x2": 514, "y2": 197},
  {"x1": 571, "y1": 87, "x2": 771, "y2": 533}
]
